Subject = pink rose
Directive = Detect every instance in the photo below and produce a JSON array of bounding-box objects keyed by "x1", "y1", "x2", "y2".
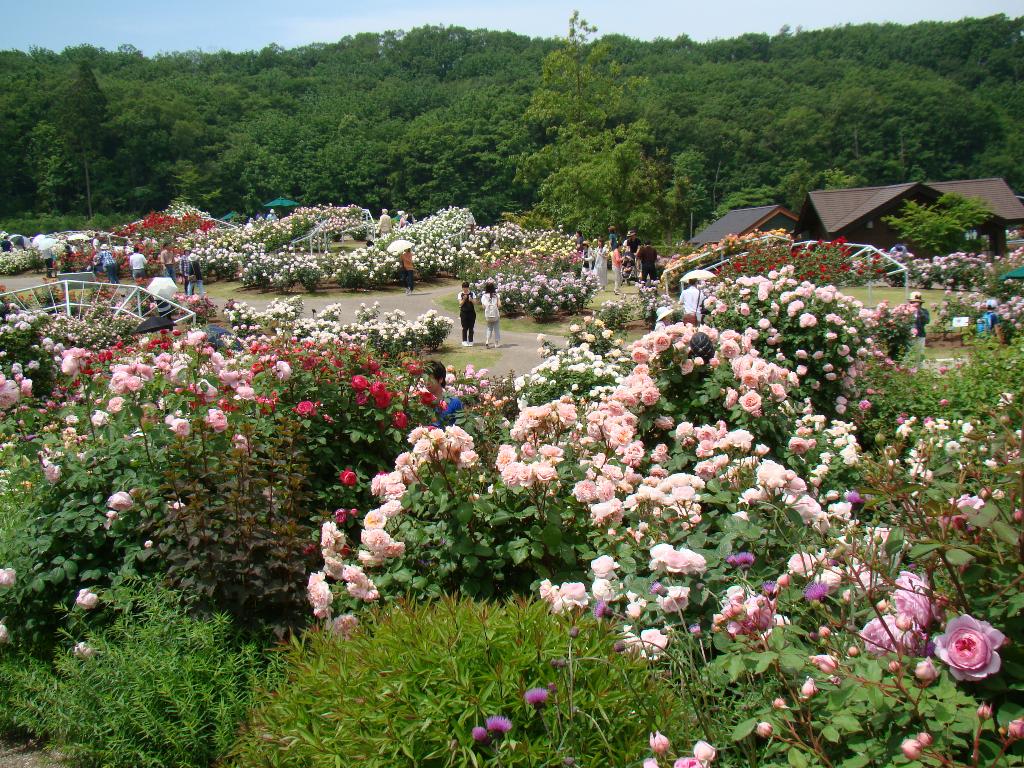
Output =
[
  {"x1": 204, "y1": 408, "x2": 228, "y2": 433},
  {"x1": 673, "y1": 759, "x2": 701, "y2": 768},
  {"x1": 934, "y1": 614, "x2": 1005, "y2": 682},
  {"x1": 166, "y1": 416, "x2": 191, "y2": 437},
  {"x1": 75, "y1": 588, "x2": 99, "y2": 610},
  {"x1": 650, "y1": 731, "x2": 670, "y2": 755},
  {"x1": 693, "y1": 740, "x2": 716, "y2": 763},
  {"x1": 738, "y1": 391, "x2": 762, "y2": 416},
  {"x1": 649, "y1": 543, "x2": 707, "y2": 575},
  {"x1": 0, "y1": 568, "x2": 15, "y2": 588},
  {"x1": 107, "y1": 396, "x2": 125, "y2": 413},
  {"x1": 106, "y1": 491, "x2": 134, "y2": 511},
  {"x1": 42, "y1": 461, "x2": 61, "y2": 484},
  {"x1": 893, "y1": 571, "x2": 934, "y2": 629},
  {"x1": 273, "y1": 360, "x2": 292, "y2": 380}
]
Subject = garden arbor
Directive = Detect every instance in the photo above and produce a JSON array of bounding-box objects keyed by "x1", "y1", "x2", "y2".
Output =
[{"x1": 0, "y1": 279, "x2": 197, "y2": 326}]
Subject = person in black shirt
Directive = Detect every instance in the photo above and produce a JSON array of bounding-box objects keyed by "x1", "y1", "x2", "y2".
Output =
[{"x1": 637, "y1": 241, "x2": 658, "y2": 283}]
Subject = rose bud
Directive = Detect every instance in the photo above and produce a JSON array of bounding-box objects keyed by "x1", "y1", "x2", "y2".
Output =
[
  {"x1": 914, "y1": 659, "x2": 937, "y2": 684},
  {"x1": 901, "y1": 738, "x2": 923, "y2": 760},
  {"x1": 917, "y1": 732, "x2": 934, "y2": 747},
  {"x1": 756, "y1": 722, "x2": 774, "y2": 738}
]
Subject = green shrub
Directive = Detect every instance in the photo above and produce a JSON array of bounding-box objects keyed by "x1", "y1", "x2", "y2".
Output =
[
  {"x1": 1, "y1": 585, "x2": 277, "y2": 768},
  {"x1": 230, "y1": 596, "x2": 689, "y2": 767}
]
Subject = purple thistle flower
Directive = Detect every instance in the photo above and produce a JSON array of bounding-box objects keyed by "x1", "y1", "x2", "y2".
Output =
[
  {"x1": 524, "y1": 687, "x2": 549, "y2": 707},
  {"x1": 803, "y1": 582, "x2": 830, "y2": 602},
  {"x1": 471, "y1": 726, "x2": 490, "y2": 744},
  {"x1": 649, "y1": 581, "x2": 665, "y2": 595},
  {"x1": 845, "y1": 490, "x2": 864, "y2": 505},
  {"x1": 688, "y1": 623, "x2": 702, "y2": 636},
  {"x1": 592, "y1": 600, "x2": 612, "y2": 619},
  {"x1": 761, "y1": 580, "x2": 778, "y2": 596},
  {"x1": 485, "y1": 715, "x2": 513, "y2": 735},
  {"x1": 726, "y1": 552, "x2": 756, "y2": 569}
]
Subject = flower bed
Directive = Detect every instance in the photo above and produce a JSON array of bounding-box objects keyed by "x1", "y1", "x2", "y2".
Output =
[{"x1": 473, "y1": 271, "x2": 598, "y2": 322}]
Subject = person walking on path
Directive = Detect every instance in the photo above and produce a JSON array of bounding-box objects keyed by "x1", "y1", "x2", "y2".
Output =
[
  {"x1": 637, "y1": 241, "x2": 658, "y2": 283},
  {"x1": 909, "y1": 292, "x2": 930, "y2": 364},
  {"x1": 378, "y1": 209, "x2": 392, "y2": 238},
  {"x1": 458, "y1": 281, "x2": 477, "y2": 346},
  {"x1": 481, "y1": 281, "x2": 501, "y2": 349},
  {"x1": 400, "y1": 247, "x2": 415, "y2": 294},
  {"x1": 593, "y1": 237, "x2": 608, "y2": 290},
  {"x1": 611, "y1": 247, "x2": 623, "y2": 294},
  {"x1": 99, "y1": 244, "x2": 119, "y2": 284}
]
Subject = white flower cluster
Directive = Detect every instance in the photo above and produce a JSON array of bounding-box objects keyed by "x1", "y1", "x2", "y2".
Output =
[
  {"x1": 241, "y1": 247, "x2": 328, "y2": 292},
  {"x1": 514, "y1": 344, "x2": 630, "y2": 407},
  {"x1": 333, "y1": 207, "x2": 476, "y2": 287},
  {"x1": 457, "y1": 222, "x2": 576, "y2": 279},
  {"x1": 0, "y1": 248, "x2": 43, "y2": 276}
]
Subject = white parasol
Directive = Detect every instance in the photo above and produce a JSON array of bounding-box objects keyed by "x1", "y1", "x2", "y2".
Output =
[
  {"x1": 386, "y1": 239, "x2": 414, "y2": 255},
  {"x1": 682, "y1": 269, "x2": 716, "y2": 282},
  {"x1": 65, "y1": 232, "x2": 91, "y2": 242},
  {"x1": 32, "y1": 235, "x2": 58, "y2": 252},
  {"x1": 147, "y1": 277, "x2": 178, "y2": 301}
]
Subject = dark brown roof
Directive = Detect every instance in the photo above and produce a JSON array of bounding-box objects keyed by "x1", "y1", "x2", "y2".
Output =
[
  {"x1": 805, "y1": 183, "x2": 922, "y2": 234},
  {"x1": 927, "y1": 178, "x2": 1024, "y2": 223},
  {"x1": 690, "y1": 205, "x2": 796, "y2": 245}
]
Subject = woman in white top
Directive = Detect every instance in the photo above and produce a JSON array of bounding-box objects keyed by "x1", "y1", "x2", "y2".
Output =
[
  {"x1": 592, "y1": 238, "x2": 608, "y2": 290},
  {"x1": 480, "y1": 281, "x2": 501, "y2": 349}
]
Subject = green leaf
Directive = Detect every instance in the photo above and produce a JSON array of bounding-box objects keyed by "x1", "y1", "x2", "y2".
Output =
[
  {"x1": 788, "y1": 746, "x2": 809, "y2": 768},
  {"x1": 540, "y1": 524, "x2": 562, "y2": 550},
  {"x1": 944, "y1": 548, "x2": 974, "y2": 566},
  {"x1": 731, "y1": 718, "x2": 757, "y2": 741}
]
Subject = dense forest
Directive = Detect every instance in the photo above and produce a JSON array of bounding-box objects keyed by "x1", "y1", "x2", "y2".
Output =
[{"x1": 0, "y1": 13, "x2": 1021, "y2": 237}]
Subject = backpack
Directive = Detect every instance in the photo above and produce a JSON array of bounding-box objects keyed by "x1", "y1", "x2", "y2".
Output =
[{"x1": 483, "y1": 294, "x2": 499, "y2": 321}]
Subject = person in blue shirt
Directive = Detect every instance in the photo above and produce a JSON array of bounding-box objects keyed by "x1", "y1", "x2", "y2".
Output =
[{"x1": 426, "y1": 360, "x2": 463, "y2": 427}]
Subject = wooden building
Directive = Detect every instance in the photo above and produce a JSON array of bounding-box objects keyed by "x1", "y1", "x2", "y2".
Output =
[{"x1": 689, "y1": 205, "x2": 797, "y2": 246}]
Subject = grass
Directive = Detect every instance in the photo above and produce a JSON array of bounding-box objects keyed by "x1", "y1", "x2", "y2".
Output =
[
  {"x1": 840, "y1": 286, "x2": 947, "y2": 307},
  {"x1": 435, "y1": 343, "x2": 503, "y2": 371}
]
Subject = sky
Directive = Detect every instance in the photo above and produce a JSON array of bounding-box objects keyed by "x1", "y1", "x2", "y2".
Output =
[{"x1": 1, "y1": 0, "x2": 1021, "y2": 53}]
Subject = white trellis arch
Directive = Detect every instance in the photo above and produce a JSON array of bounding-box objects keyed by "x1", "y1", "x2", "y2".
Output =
[{"x1": 0, "y1": 279, "x2": 197, "y2": 326}]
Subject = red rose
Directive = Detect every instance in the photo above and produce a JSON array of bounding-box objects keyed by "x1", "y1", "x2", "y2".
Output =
[
  {"x1": 294, "y1": 400, "x2": 317, "y2": 417},
  {"x1": 392, "y1": 411, "x2": 408, "y2": 429},
  {"x1": 351, "y1": 375, "x2": 369, "y2": 391},
  {"x1": 339, "y1": 469, "x2": 358, "y2": 487},
  {"x1": 369, "y1": 380, "x2": 386, "y2": 397},
  {"x1": 419, "y1": 390, "x2": 436, "y2": 406},
  {"x1": 374, "y1": 391, "x2": 392, "y2": 409}
]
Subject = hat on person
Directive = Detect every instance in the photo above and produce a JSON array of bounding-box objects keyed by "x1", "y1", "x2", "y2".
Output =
[
  {"x1": 397, "y1": 210, "x2": 405, "y2": 216},
  {"x1": 909, "y1": 291, "x2": 923, "y2": 304},
  {"x1": 100, "y1": 243, "x2": 110, "y2": 250},
  {"x1": 987, "y1": 298, "x2": 998, "y2": 308},
  {"x1": 655, "y1": 306, "x2": 674, "y2": 322},
  {"x1": 382, "y1": 208, "x2": 388, "y2": 214}
]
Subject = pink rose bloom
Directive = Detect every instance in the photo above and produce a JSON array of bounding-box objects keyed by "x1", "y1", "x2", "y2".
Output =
[
  {"x1": 306, "y1": 571, "x2": 333, "y2": 619},
  {"x1": 650, "y1": 731, "x2": 670, "y2": 755},
  {"x1": 934, "y1": 614, "x2": 1006, "y2": 681},
  {"x1": 75, "y1": 588, "x2": 99, "y2": 610},
  {"x1": 798, "y1": 312, "x2": 818, "y2": 328},
  {"x1": 532, "y1": 462, "x2": 558, "y2": 484},
  {"x1": 739, "y1": 391, "x2": 762, "y2": 416},
  {"x1": 235, "y1": 385, "x2": 256, "y2": 400},
  {"x1": 107, "y1": 491, "x2": 133, "y2": 511},
  {"x1": 107, "y1": 396, "x2": 125, "y2": 413},
  {"x1": 204, "y1": 408, "x2": 228, "y2": 433},
  {"x1": 0, "y1": 376, "x2": 21, "y2": 409},
  {"x1": 860, "y1": 615, "x2": 923, "y2": 656},
  {"x1": 894, "y1": 571, "x2": 934, "y2": 628},
  {"x1": 673, "y1": 759, "x2": 701, "y2": 768},
  {"x1": 693, "y1": 740, "x2": 716, "y2": 762},
  {"x1": 590, "y1": 555, "x2": 619, "y2": 579},
  {"x1": 42, "y1": 461, "x2": 61, "y2": 484},
  {"x1": 649, "y1": 543, "x2": 707, "y2": 575},
  {"x1": 166, "y1": 416, "x2": 191, "y2": 438},
  {"x1": 0, "y1": 568, "x2": 15, "y2": 588},
  {"x1": 639, "y1": 628, "x2": 669, "y2": 656},
  {"x1": 273, "y1": 360, "x2": 292, "y2": 380}
]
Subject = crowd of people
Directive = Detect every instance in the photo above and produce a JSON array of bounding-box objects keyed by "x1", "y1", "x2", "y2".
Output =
[{"x1": 574, "y1": 227, "x2": 662, "y2": 294}]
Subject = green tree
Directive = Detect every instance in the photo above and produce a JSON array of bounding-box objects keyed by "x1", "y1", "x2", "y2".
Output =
[
  {"x1": 57, "y1": 62, "x2": 108, "y2": 218},
  {"x1": 883, "y1": 193, "x2": 993, "y2": 254}
]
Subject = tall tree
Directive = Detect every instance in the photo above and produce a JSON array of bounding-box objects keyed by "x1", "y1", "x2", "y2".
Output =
[{"x1": 57, "y1": 62, "x2": 108, "y2": 218}]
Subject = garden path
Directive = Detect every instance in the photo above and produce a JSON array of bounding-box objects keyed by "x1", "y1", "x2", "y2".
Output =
[{"x1": 0, "y1": 274, "x2": 559, "y2": 377}]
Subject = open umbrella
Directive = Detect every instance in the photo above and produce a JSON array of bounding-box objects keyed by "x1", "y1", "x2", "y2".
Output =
[
  {"x1": 32, "y1": 235, "x2": 58, "y2": 252},
  {"x1": 147, "y1": 277, "x2": 178, "y2": 300},
  {"x1": 65, "y1": 232, "x2": 91, "y2": 242},
  {"x1": 263, "y1": 197, "x2": 300, "y2": 208},
  {"x1": 386, "y1": 239, "x2": 415, "y2": 255},
  {"x1": 1001, "y1": 266, "x2": 1024, "y2": 281},
  {"x1": 682, "y1": 269, "x2": 716, "y2": 282}
]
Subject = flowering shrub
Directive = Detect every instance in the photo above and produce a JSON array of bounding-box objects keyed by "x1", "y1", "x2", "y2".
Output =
[
  {"x1": 173, "y1": 293, "x2": 218, "y2": 323},
  {"x1": 0, "y1": 306, "x2": 56, "y2": 399},
  {"x1": 458, "y1": 223, "x2": 577, "y2": 281},
  {"x1": 704, "y1": 268, "x2": 874, "y2": 417},
  {"x1": 474, "y1": 271, "x2": 598, "y2": 322},
  {"x1": 867, "y1": 300, "x2": 917, "y2": 359},
  {"x1": 333, "y1": 207, "x2": 476, "y2": 287},
  {"x1": 721, "y1": 238, "x2": 887, "y2": 287},
  {"x1": 515, "y1": 343, "x2": 629, "y2": 406},
  {"x1": 115, "y1": 209, "x2": 216, "y2": 242},
  {"x1": 0, "y1": 333, "x2": 437, "y2": 645},
  {"x1": 0, "y1": 248, "x2": 43, "y2": 276},
  {"x1": 240, "y1": 247, "x2": 327, "y2": 292},
  {"x1": 898, "y1": 251, "x2": 997, "y2": 292},
  {"x1": 595, "y1": 298, "x2": 634, "y2": 330}
]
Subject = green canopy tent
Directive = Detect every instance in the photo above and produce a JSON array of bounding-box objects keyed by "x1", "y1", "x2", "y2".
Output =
[
  {"x1": 1002, "y1": 266, "x2": 1024, "y2": 281},
  {"x1": 263, "y1": 198, "x2": 300, "y2": 208},
  {"x1": 220, "y1": 211, "x2": 240, "y2": 221}
]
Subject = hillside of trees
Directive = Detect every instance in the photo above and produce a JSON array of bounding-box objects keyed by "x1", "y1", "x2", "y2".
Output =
[{"x1": 1, "y1": 13, "x2": 1021, "y2": 237}]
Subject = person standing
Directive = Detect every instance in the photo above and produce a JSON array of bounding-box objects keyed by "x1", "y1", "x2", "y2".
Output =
[
  {"x1": 680, "y1": 277, "x2": 704, "y2": 325},
  {"x1": 378, "y1": 209, "x2": 393, "y2": 238},
  {"x1": 624, "y1": 229, "x2": 640, "y2": 258},
  {"x1": 607, "y1": 226, "x2": 619, "y2": 252},
  {"x1": 186, "y1": 254, "x2": 205, "y2": 296},
  {"x1": 458, "y1": 281, "x2": 477, "y2": 346},
  {"x1": 129, "y1": 245, "x2": 147, "y2": 284},
  {"x1": 481, "y1": 281, "x2": 501, "y2": 349},
  {"x1": 909, "y1": 292, "x2": 929, "y2": 364},
  {"x1": 99, "y1": 244, "x2": 119, "y2": 284},
  {"x1": 637, "y1": 241, "x2": 658, "y2": 283},
  {"x1": 611, "y1": 247, "x2": 623, "y2": 295},
  {"x1": 398, "y1": 211, "x2": 410, "y2": 229},
  {"x1": 400, "y1": 247, "x2": 415, "y2": 294},
  {"x1": 593, "y1": 237, "x2": 608, "y2": 290},
  {"x1": 160, "y1": 244, "x2": 176, "y2": 280}
]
